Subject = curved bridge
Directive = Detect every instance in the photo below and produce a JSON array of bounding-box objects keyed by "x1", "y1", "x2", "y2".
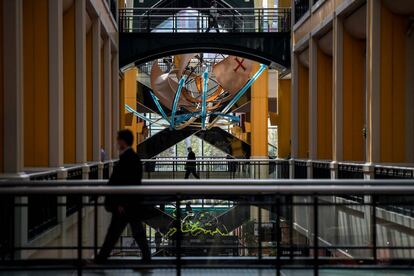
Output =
[
  {"x1": 119, "y1": 7, "x2": 291, "y2": 69},
  {"x1": 119, "y1": 32, "x2": 291, "y2": 69}
]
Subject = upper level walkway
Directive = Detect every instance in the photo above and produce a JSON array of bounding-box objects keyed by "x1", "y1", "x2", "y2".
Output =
[{"x1": 118, "y1": 7, "x2": 292, "y2": 69}]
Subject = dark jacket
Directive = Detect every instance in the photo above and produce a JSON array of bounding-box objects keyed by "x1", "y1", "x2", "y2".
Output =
[
  {"x1": 185, "y1": 151, "x2": 196, "y2": 170},
  {"x1": 105, "y1": 148, "x2": 142, "y2": 213}
]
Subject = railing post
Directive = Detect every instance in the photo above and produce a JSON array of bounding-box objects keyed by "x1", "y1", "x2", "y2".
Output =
[
  {"x1": 313, "y1": 195, "x2": 319, "y2": 276},
  {"x1": 363, "y1": 163, "x2": 375, "y2": 180},
  {"x1": 57, "y1": 168, "x2": 68, "y2": 258},
  {"x1": 371, "y1": 195, "x2": 377, "y2": 263},
  {"x1": 275, "y1": 196, "x2": 281, "y2": 276},
  {"x1": 330, "y1": 161, "x2": 338, "y2": 179},
  {"x1": 258, "y1": 204, "x2": 262, "y2": 261},
  {"x1": 307, "y1": 160, "x2": 313, "y2": 179},
  {"x1": 77, "y1": 196, "x2": 83, "y2": 275},
  {"x1": 289, "y1": 159, "x2": 295, "y2": 179},
  {"x1": 175, "y1": 198, "x2": 182, "y2": 276},
  {"x1": 97, "y1": 162, "x2": 104, "y2": 179}
]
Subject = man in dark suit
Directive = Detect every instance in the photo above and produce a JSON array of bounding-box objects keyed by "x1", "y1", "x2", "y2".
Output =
[
  {"x1": 185, "y1": 147, "x2": 200, "y2": 179},
  {"x1": 96, "y1": 129, "x2": 151, "y2": 263}
]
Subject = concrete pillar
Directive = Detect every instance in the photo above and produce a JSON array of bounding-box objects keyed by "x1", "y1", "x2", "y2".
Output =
[
  {"x1": 48, "y1": 0, "x2": 64, "y2": 168},
  {"x1": 291, "y1": 54, "x2": 299, "y2": 159},
  {"x1": 75, "y1": 0, "x2": 87, "y2": 163},
  {"x1": 333, "y1": 15, "x2": 343, "y2": 162},
  {"x1": 92, "y1": 18, "x2": 102, "y2": 162},
  {"x1": 3, "y1": 0, "x2": 24, "y2": 175},
  {"x1": 104, "y1": 38, "x2": 112, "y2": 160},
  {"x1": 309, "y1": 37, "x2": 317, "y2": 161},
  {"x1": 366, "y1": 0, "x2": 381, "y2": 164},
  {"x1": 112, "y1": 50, "x2": 119, "y2": 158}
]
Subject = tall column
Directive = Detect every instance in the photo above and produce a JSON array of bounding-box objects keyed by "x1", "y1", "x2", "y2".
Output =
[
  {"x1": 112, "y1": 50, "x2": 119, "y2": 158},
  {"x1": 104, "y1": 38, "x2": 112, "y2": 160},
  {"x1": 366, "y1": 0, "x2": 381, "y2": 165},
  {"x1": 75, "y1": 0, "x2": 87, "y2": 163},
  {"x1": 92, "y1": 18, "x2": 102, "y2": 161},
  {"x1": 332, "y1": 16, "x2": 343, "y2": 162},
  {"x1": 308, "y1": 37, "x2": 318, "y2": 161},
  {"x1": 250, "y1": 63, "x2": 268, "y2": 159},
  {"x1": 291, "y1": 54, "x2": 299, "y2": 159},
  {"x1": 48, "y1": 0, "x2": 64, "y2": 167},
  {"x1": 3, "y1": 0, "x2": 24, "y2": 174}
]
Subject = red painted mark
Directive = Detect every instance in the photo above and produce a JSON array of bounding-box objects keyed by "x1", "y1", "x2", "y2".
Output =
[{"x1": 233, "y1": 57, "x2": 246, "y2": 72}]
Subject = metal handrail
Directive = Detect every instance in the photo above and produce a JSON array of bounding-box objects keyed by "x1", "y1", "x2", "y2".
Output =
[
  {"x1": 1, "y1": 180, "x2": 414, "y2": 195},
  {"x1": 119, "y1": 7, "x2": 291, "y2": 33},
  {"x1": 141, "y1": 158, "x2": 287, "y2": 162}
]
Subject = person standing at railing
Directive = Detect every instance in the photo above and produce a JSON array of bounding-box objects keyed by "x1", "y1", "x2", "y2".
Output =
[
  {"x1": 185, "y1": 147, "x2": 200, "y2": 179},
  {"x1": 206, "y1": 0, "x2": 220, "y2": 33},
  {"x1": 96, "y1": 129, "x2": 151, "y2": 264}
]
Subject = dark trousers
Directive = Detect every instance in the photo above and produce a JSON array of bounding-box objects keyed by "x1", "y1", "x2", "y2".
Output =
[
  {"x1": 96, "y1": 213, "x2": 150, "y2": 261},
  {"x1": 185, "y1": 168, "x2": 200, "y2": 179},
  {"x1": 206, "y1": 17, "x2": 220, "y2": 33}
]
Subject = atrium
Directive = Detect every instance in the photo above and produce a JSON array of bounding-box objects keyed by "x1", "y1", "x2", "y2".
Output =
[{"x1": 1, "y1": 0, "x2": 414, "y2": 275}]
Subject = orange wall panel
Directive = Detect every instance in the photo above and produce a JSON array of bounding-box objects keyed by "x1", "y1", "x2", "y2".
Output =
[
  {"x1": 63, "y1": 4, "x2": 76, "y2": 164},
  {"x1": 124, "y1": 68, "x2": 138, "y2": 149},
  {"x1": 251, "y1": 63, "x2": 268, "y2": 158},
  {"x1": 298, "y1": 63, "x2": 309, "y2": 158},
  {"x1": 380, "y1": 6, "x2": 406, "y2": 163},
  {"x1": 316, "y1": 48, "x2": 332, "y2": 160},
  {"x1": 342, "y1": 31, "x2": 365, "y2": 162},
  {"x1": 23, "y1": 0, "x2": 49, "y2": 167},
  {"x1": 278, "y1": 79, "x2": 291, "y2": 158},
  {"x1": 86, "y1": 29, "x2": 93, "y2": 161}
]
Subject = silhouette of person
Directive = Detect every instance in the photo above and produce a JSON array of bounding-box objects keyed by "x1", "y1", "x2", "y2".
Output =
[
  {"x1": 207, "y1": 0, "x2": 220, "y2": 33},
  {"x1": 96, "y1": 129, "x2": 151, "y2": 263},
  {"x1": 155, "y1": 229, "x2": 162, "y2": 252},
  {"x1": 185, "y1": 147, "x2": 200, "y2": 179}
]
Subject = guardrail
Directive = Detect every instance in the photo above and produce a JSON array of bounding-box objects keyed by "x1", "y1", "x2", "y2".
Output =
[
  {"x1": 119, "y1": 7, "x2": 291, "y2": 33},
  {"x1": 141, "y1": 158, "x2": 289, "y2": 179},
  {"x1": 1, "y1": 180, "x2": 414, "y2": 275}
]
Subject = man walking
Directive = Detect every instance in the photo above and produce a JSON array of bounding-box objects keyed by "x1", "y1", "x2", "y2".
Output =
[
  {"x1": 206, "y1": 0, "x2": 220, "y2": 33},
  {"x1": 96, "y1": 129, "x2": 151, "y2": 263},
  {"x1": 185, "y1": 147, "x2": 200, "y2": 179}
]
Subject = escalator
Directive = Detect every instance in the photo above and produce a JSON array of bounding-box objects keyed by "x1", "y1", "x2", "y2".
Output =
[
  {"x1": 216, "y1": 204, "x2": 251, "y2": 233},
  {"x1": 137, "y1": 126, "x2": 199, "y2": 159},
  {"x1": 143, "y1": 207, "x2": 175, "y2": 234},
  {"x1": 196, "y1": 127, "x2": 251, "y2": 158}
]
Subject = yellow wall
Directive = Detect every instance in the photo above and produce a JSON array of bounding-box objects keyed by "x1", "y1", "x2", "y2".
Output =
[
  {"x1": 277, "y1": 79, "x2": 291, "y2": 158},
  {"x1": 0, "y1": 0, "x2": 3, "y2": 172},
  {"x1": 124, "y1": 68, "x2": 138, "y2": 148},
  {"x1": 23, "y1": 0, "x2": 49, "y2": 167},
  {"x1": 278, "y1": 0, "x2": 291, "y2": 8},
  {"x1": 298, "y1": 62, "x2": 309, "y2": 158},
  {"x1": 379, "y1": 5, "x2": 406, "y2": 163},
  {"x1": 86, "y1": 29, "x2": 93, "y2": 161},
  {"x1": 316, "y1": 48, "x2": 332, "y2": 160},
  {"x1": 343, "y1": 31, "x2": 365, "y2": 161},
  {"x1": 63, "y1": 4, "x2": 76, "y2": 164},
  {"x1": 251, "y1": 63, "x2": 268, "y2": 158}
]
